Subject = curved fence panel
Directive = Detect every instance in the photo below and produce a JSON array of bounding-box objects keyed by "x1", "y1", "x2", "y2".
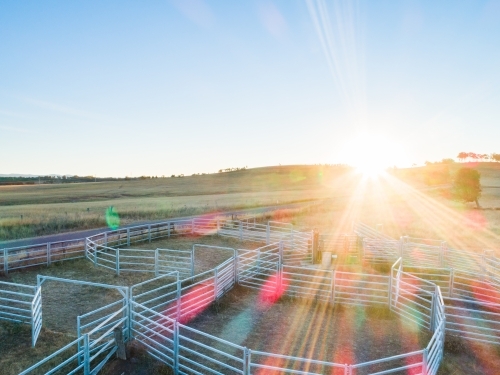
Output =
[{"x1": 248, "y1": 350, "x2": 347, "y2": 375}]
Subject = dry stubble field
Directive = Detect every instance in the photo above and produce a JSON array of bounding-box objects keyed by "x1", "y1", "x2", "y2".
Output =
[{"x1": 2, "y1": 164, "x2": 500, "y2": 374}]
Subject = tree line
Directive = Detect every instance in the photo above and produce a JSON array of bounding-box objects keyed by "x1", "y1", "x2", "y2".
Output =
[{"x1": 457, "y1": 152, "x2": 500, "y2": 162}]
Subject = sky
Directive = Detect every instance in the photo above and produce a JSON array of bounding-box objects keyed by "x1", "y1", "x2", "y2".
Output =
[{"x1": 1, "y1": 0, "x2": 500, "y2": 177}]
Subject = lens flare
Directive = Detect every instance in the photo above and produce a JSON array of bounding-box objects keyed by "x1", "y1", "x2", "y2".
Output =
[{"x1": 105, "y1": 206, "x2": 120, "y2": 229}]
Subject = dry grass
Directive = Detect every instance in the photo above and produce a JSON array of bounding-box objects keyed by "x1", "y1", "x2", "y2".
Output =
[
  {"x1": 0, "y1": 165, "x2": 356, "y2": 241},
  {"x1": 0, "y1": 235, "x2": 259, "y2": 375}
]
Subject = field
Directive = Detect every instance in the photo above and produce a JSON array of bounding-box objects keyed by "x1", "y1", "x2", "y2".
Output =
[
  {"x1": 0, "y1": 165, "x2": 355, "y2": 241},
  {"x1": 2, "y1": 163, "x2": 500, "y2": 374}
]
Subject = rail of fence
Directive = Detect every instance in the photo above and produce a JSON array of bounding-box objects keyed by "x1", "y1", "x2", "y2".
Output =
[
  {"x1": 390, "y1": 259, "x2": 435, "y2": 330},
  {"x1": 354, "y1": 221, "x2": 394, "y2": 241},
  {"x1": 12, "y1": 221, "x2": 497, "y2": 374},
  {"x1": 1, "y1": 217, "x2": 313, "y2": 276},
  {"x1": 319, "y1": 233, "x2": 359, "y2": 263},
  {"x1": 0, "y1": 281, "x2": 41, "y2": 347},
  {"x1": 86, "y1": 239, "x2": 195, "y2": 277},
  {"x1": 19, "y1": 242, "x2": 453, "y2": 375},
  {"x1": 18, "y1": 334, "x2": 90, "y2": 375},
  {"x1": 1, "y1": 239, "x2": 85, "y2": 275}
]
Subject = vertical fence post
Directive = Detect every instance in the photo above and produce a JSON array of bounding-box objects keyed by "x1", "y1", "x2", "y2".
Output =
[
  {"x1": 449, "y1": 268, "x2": 454, "y2": 298},
  {"x1": 154, "y1": 249, "x2": 159, "y2": 277},
  {"x1": 85, "y1": 237, "x2": 88, "y2": 256},
  {"x1": 234, "y1": 251, "x2": 239, "y2": 284},
  {"x1": 93, "y1": 243, "x2": 97, "y2": 266},
  {"x1": 77, "y1": 317, "x2": 82, "y2": 365},
  {"x1": 126, "y1": 228, "x2": 130, "y2": 247},
  {"x1": 422, "y1": 348, "x2": 428, "y2": 375},
  {"x1": 430, "y1": 292, "x2": 436, "y2": 332},
  {"x1": 176, "y1": 280, "x2": 181, "y2": 320},
  {"x1": 47, "y1": 243, "x2": 51, "y2": 266},
  {"x1": 266, "y1": 223, "x2": 270, "y2": 245},
  {"x1": 83, "y1": 334, "x2": 90, "y2": 375},
  {"x1": 312, "y1": 231, "x2": 319, "y2": 264},
  {"x1": 389, "y1": 261, "x2": 395, "y2": 310},
  {"x1": 116, "y1": 248, "x2": 120, "y2": 276},
  {"x1": 168, "y1": 222, "x2": 171, "y2": 238},
  {"x1": 191, "y1": 246, "x2": 195, "y2": 277},
  {"x1": 125, "y1": 288, "x2": 131, "y2": 341},
  {"x1": 148, "y1": 225, "x2": 152, "y2": 243},
  {"x1": 104, "y1": 232, "x2": 108, "y2": 247},
  {"x1": 279, "y1": 241, "x2": 284, "y2": 267},
  {"x1": 331, "y1": 270, "x2": 335, "y2": 304},
  {"x1": 214, "y1": 268, "x2": 219, "y2": 301},
  {"x1": 245, "y1": 348, "x2": 251, "y2": 375},
  {"x1": 174, "y1": 321, "x2": 180, "y2": 375},
  {"x1": 3, "y1": 248, "x2": 8, "y2": 276},
  {"x1": 239, "y1": 221, "x2": 243, "y2": 240}
]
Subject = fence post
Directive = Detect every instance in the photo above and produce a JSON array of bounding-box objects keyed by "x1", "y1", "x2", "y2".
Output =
[
  {"x1": 266, "y1": 223, "x2": 270, "y2": 245},
  {"x1": 176, "y1": 280, "x2": 181, "y2": 320},
  {"x1": 83, "y1": 334, "x2": 90, "y2": 375},
  {"x1": 234, "y1": 251, "x2": 239, "y2": 284},
  {"x1": 104, "y1": 232, "x2": 107, "y2": 247},
  {"x1": 239, "y1": 221, "x2": 243, "y2": 240},
  {"x1": 116, "y1": 248, "x2": 120, "y2": 276},
  {"x1": 77, "y1": 316, "x2": 82, "y2": 365},
  {"x1": 312, "y1": 231, "x2": 319, "y2": 264},
  {"x1": 389, "y1": 261, "x2": 396, "y2": 310},
  {"x1": 47, "y1": 243, "x2": 51, "y2": 266},
  {"x1": 275, "y1": 263, "x2": 281, "y2": 297},
  {"x1": 154, "y1": 249, "x2": 159, "y2": 277},
  {"x1": 331, "y1": 270, "x2": 335, "y2": 305},
  {"x1": 430, "y1": 292, "x2": 436, "y2": 332},
  {"x1": 191, "y1": 247, "x2": 195, "y2": 277},
  {"x1": 168, "y1": 222, "x2": 171, "y2": 238},
  {"x1": 148, "y1": 225, "x2": 152, "y2": 243},
  {"x1": 279, "y1": 241, "x2": 284, "y2": 267},
  {"x1": 174, "y1": 321, "x2": 179, "y2": 375},
  {"x1": 3, "y1": 248, "x2": 8, "y2": 275},
  {"x1": 126, "y1": 228, "x2": 130, "y2": 246},
  {"x1": 214, "y1": 268, "x2": 218, "y2": 301},
  {"x1": 245, "y1": 348, "x2": 251, "y2": 375},
  {"x1": 449, "y1": 268, "x2": 454, "y2": 298},
  {"x1": 85, "y1": 237, "x2": 88, "y2": 255},
  {"x1": 93, "y1": 242, "x2": 97, "y2": 266},
  {"x1": 422, "y1": 348, "x2": 428, "y2": 375}
]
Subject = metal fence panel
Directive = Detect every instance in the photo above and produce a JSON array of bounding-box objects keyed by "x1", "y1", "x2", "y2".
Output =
[{"x1": 248, "y1": 350, "x2": 347, "y2": 375}]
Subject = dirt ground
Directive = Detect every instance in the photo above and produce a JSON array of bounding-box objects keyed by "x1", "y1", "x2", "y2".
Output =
[
  {"x1": 0, "y1": 235, "x2": 258, "y2": 375},
  {"x1": 2, "y1": 232, "x2": 500, "y2": 374}
]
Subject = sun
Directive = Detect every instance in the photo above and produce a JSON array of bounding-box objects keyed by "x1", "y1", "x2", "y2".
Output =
[{"x1": 340, "y1": 134, "x2": 405, "y2": 177}]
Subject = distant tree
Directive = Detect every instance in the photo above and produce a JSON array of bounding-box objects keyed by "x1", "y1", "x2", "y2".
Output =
[
  {"x1": 457, "y1": 152, "x2": 468, "y2": 162},
  {"x1": 467, "y1": 152, "x2": 479, "y2": 161},
  {"x1": 452, "y1": 167, "x2": 481, "y2": 208},
  {"x1": 491, "y1": 153, "x2": 500, "y2": 162},
  {"x1": 441, "y1": 158, "x2": 455, "y2": 164}
]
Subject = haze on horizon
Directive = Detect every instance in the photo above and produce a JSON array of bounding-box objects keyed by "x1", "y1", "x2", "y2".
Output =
[{"x1": 1, "y1": 1, "x2": 499, "y2": 178}]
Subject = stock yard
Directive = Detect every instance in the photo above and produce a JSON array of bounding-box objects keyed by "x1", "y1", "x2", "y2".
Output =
[{"x1": 2, "y1": 165, "x2": 500, "y2": 375}]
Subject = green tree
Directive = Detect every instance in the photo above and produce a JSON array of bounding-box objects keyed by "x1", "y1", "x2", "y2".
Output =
[{"x1": 453, "y1": 167, "x2": 481, "y2": 208}]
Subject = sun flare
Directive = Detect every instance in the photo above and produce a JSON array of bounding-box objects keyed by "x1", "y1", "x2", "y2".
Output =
[{"x1": 340, "y1": 134, "x2": 406, "y2": 177}]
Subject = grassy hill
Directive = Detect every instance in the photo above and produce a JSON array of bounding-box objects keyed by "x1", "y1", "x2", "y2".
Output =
[{"x1": 0, "y1": 165, "x2": 354, "y2": 240}]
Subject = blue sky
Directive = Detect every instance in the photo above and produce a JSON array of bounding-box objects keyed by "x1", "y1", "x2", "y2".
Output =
[{"x1": 1, "y1": 0, "x2": 499, "y2": 177}]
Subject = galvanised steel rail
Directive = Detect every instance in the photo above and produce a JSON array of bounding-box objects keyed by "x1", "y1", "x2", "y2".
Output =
[
  {"x1": 0, "y1": 281, "x2": 41, "y2": 346},
  {"x1": 9, "y1": 220, "x2": 499, "y2": 375}
]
